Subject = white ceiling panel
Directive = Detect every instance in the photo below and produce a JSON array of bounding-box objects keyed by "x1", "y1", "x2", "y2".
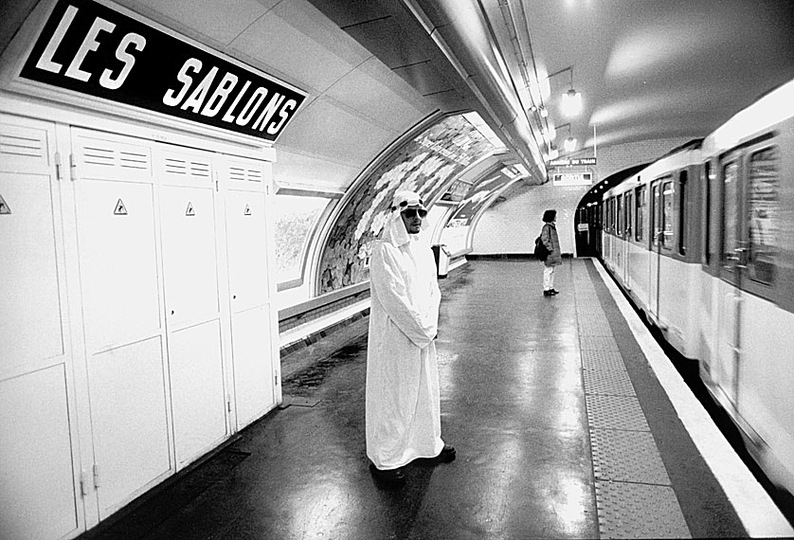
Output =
[
  {"x1": 274, "y1": 147, "x2": 360, "y2": 192},
  {"x1": 130, "y1": 0, "x2": 274, "y2": 46},
  {"x1": 231, "y1": 0, "x2": 372, "y2": 95},
  {"x1": 325, "y1": 57, "x2": 433, "y2": 134},
  {"x1": 276, "y1": 96, "x2": 396, "y2": 172}
]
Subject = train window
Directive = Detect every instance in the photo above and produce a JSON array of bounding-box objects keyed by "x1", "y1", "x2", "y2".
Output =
[
  {"x1": 624, "y1": 191, "x2": 632, "y2": 238},
  {"x1": 746, "y1": 146, "x2": 779, "y2": 284},
  {"x1": 635, "y1": 185, "x2": 645, "y2": 242},
  {"x1": 616, "y1": 195, "x2": 623, "y2": 237},
  {"x1": 678, "y1": 171, "x2": 688, "y2": 256},
  {"x1": 702, "y1": 162, "x2": 712, "y2": 265},
  {"x1": 662, "y1": 180, "x2": 674, "y2": 249},
  {"x1": 610, "y1": 197, "x2": 616, "y2": 233},
  {"x1": 721, "y1": 161, "x2": 739, "y2": 266},
  {"x1": 651, "y1": 182, "x2": 663, "y2": 247}
]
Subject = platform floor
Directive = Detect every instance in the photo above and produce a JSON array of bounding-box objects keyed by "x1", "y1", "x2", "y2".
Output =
[{"x1": 81, "y1": 259, "x2": 792, "y2": 539}]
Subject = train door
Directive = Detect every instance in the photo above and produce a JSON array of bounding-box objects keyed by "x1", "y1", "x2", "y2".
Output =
[
  {"x1": 649, "y1": 181, "x2": 662, "y2": 317},
  {"x1": 715, "y1": 153, "x2": 743, "y2": 405},
  {"x1": 716, "y1": 143, "x2": 781, "y2": 410}
]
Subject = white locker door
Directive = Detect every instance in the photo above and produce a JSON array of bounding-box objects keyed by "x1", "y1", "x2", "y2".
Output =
[
  {"x1": 72, "y1": 129, "x2": 171, "y2": 517},
  {"x1": 0, "y1": 117, "x2": 82, "y2": 540},
  {"x1": 157, "y1": 148, "x2": 227, "y2": 467},
  {"x1": 225, "y1": 159, "x2": 276, "y2": 427}
]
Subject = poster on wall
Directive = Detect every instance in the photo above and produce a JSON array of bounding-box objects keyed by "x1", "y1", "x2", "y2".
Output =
[{"x1": 16, "y1": 0, "x2": 306, "y2": 142}]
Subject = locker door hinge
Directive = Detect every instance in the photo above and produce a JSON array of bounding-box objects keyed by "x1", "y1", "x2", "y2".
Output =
[
  {"x1": 54, "y1": 152, "x2": 62, "y2": 180},
  {"x1": 69, "y1": 153, "x2": 78, "y2": 181},
  {"x1": 274, "y1": 373, "x2": 279, "y2": 386},
  {"x1": 92, "y1": 463, "x2": 100, "y2": 488},
  {"x1": 226, "y1": 394, "x2": 232, "y2": 413},
  {"x1": 214, "y1": 170, "x2": 219, "y2": 192},
  {"x1": 79, "y1": 470, "x2": 89, "y2": 497}
]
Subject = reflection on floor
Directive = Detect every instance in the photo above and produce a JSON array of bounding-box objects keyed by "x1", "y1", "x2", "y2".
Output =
[{"x1": 79, "y1": 259, "x2": 746, "y2": 540}]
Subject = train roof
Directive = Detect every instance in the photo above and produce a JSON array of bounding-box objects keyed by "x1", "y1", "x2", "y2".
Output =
[{"x1": 703, "y1": 78, "x2": 794, "y2": 156}]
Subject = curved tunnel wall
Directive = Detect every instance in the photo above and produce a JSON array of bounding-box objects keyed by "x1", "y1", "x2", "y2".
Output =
[{"x1": 315, "y1": 113, "x2": 499, "y2": 294}]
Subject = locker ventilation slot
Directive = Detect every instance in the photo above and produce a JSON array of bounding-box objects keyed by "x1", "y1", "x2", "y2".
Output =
[
  {"x1": 165, "y1": 158, "x2": 189, "y2": 175},
  {"x1": 230, "y1": 166, "x2": 263, "y2": 183},
  {"x1": 0, "y1": 133, "x2": 45, "y2": 158},
  {"x1": 165, "y1": 159, "x2": 211, "y2": 179},
  {"x1": 120, "y1": 151, "x2": 149, "y2": 170},
  {"x1": 190, "y1": 162, "x2": 211, "y2": 178},
  {"x1": 83, "y1": 145, "x2": 150, "y2": 170},
  {"x1": 83, "y1": 145, "x2": 115, "y2": 166}
]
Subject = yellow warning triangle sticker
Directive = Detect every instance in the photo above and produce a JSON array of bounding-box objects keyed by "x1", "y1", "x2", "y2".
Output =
[
  {"x1": 114, "y1": 199, "x2": 128, "y2": 215},
  {"x1": 0, "y1": 193, "x2": 10, "y2": 215},
  {"x1": 185, "y1": 201, "x2": 195, "y2": 216},
  {"x1": 244, "y1": 204, "x2": 251, "y2": 216}
]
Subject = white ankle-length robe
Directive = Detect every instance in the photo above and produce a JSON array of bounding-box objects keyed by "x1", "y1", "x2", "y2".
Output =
[{"x1": 365, "y1": 216, "x2": 443, "y2": 470}]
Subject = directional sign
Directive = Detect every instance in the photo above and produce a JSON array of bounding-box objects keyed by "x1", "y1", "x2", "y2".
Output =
[{"x1": 549, "y1": 157, "x2": 597, "y2": 167}]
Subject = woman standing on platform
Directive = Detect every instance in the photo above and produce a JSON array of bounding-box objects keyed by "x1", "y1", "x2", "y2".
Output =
[{"x1": 541, "y1": 209, "x2": 562, "y2": 296}]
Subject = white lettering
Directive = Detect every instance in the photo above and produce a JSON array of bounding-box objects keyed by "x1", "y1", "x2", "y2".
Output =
[
  {"x1": 267, "y1": 99, "x2": 297, "y2": 135},
  {"x1": 252, "y1": 93, "x2": 284, "y2": 131},
  {"x1": 235, "y1": 86, "x2": 267, "y2": 126},
  {"x1": 200, "y1": 72, "x2": 237, "y2": 117},
  {"x1": 36, "y1": 5, "x2": 79, "y2": 74},
  {"x1": 64, "y1": 17, "x2": 115, "y2": 82},
  {"x1": 221, "y1": 80, "x2": 251, "y2": 123},
  {"x1": 163, "y1": 58, "x2": 202, "y2": 106},
  {"x1": 100, "y1": 32, "x2": 145, "y2": 90},
  {"x1": 181, "y1": 66, "x2": 218, "y2": 113}
]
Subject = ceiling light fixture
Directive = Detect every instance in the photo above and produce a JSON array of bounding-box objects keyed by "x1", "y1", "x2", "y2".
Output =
[
  {"x1": 556, "y1": 123, "x2": 577, "y2": 153},
  {"x1": 547, "y1": 66, "x2": 582, "y2": 118}
]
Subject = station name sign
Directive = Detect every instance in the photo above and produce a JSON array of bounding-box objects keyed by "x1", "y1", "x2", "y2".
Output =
[
  {"x1": 20, "y1": 0, "x2": 305, "y2": 142},
  {"x1": 548, "y1": 157, "x2": 597, "y2": 167}
]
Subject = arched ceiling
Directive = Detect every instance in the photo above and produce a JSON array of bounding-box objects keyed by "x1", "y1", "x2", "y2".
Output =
[{"x1": 3, "y1": 0, "x2": 793, "y2": 196}]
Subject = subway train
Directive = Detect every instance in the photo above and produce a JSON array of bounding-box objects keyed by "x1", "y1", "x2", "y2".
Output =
[{"x1": 599, "y1": 78, "x2": 794, "y2": 497}]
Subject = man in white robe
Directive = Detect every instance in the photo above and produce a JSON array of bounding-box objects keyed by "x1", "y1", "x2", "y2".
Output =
[{"x1": 366, "y1": 190, "x2": 455, "y2": 484}]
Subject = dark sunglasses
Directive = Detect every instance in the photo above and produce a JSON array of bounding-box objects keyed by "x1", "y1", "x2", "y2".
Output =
[{"x1": 402, "y1": 208, "x2": 427, "y2": 219}]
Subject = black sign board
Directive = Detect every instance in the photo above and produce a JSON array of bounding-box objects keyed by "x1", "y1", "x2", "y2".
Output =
[
  {"x1": 20, "y1": 0, "x2": 305, "y2": 142},
  {"x1": 549, "y1": 157, "x2": 597, "y2": 167}
]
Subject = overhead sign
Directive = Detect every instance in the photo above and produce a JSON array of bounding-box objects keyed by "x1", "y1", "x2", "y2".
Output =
[
  {"x1": 549, "y1": 157, "x2": 597, "y2": 167},
  {"x1": 20, "y1": 0, "x2": 306, "y2": 142},
  {"x1": 552, "y1": 172, "x2": 593, "y2": 187}
]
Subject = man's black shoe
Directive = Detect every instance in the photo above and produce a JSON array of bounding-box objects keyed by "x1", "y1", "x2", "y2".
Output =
[
  {"x1": 437, "y1": 445, "x2": 456, "y2": 463},
  {"x1": 370, "y1": 463, "x2": 405, "y2": 484},
  {"x1": 543, "y1": 290, "x2": 552, "y2": 297},
  {"x1": 550, "y1": 289, "x2": 559, "y2": 295}
]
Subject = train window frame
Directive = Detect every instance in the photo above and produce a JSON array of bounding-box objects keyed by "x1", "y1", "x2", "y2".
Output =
[
  {"x1": 678, "y1": 170, "x2": 688, "y2": 256},
  {"x1": 651, "y1": 181, "x2": 661, "y2": 249},
  {"x1": 616, "y1": 194, "x2": 623, "y2": 238},
  {"x1": 635, "y1": 184, "x2": 645, "y2": 243},
  {"x1": 720, "y1": 158, "x2": 740, "y2": 273},
  {"x1": 624, "y1": 191, "x2": 632, "y2": 239},
  {"x1": 661, "y1": 179, "x2": 674, "y2": 250},
  {"x1": 744, "y1": 144, "x2": 779, "y2": 287},
  {"x1": 701, "y1": 161, "x2": 712, "y2": 267},
  {"x1": 610, "y1": 197, "x2": 616, "y2": 234}
]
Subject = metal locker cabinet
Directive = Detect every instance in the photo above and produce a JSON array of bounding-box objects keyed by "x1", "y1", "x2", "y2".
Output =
[
  {"x1": 71, "y1": 128, "x2": 172, "y2": 518},
  {"x1": 156, "y1": 147, "x2": 228, "y2": 467},
  {"x1": 223, "y1": 158, "x2": 277, "y2": 428},
  {"x1": 0, "y1": 116, "x2": 82, "y2": 540}
]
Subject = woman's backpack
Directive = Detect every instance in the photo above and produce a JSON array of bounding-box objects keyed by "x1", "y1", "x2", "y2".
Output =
[{"x1": 534, "y1": 235, "x2": 549, "y2": 260}]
